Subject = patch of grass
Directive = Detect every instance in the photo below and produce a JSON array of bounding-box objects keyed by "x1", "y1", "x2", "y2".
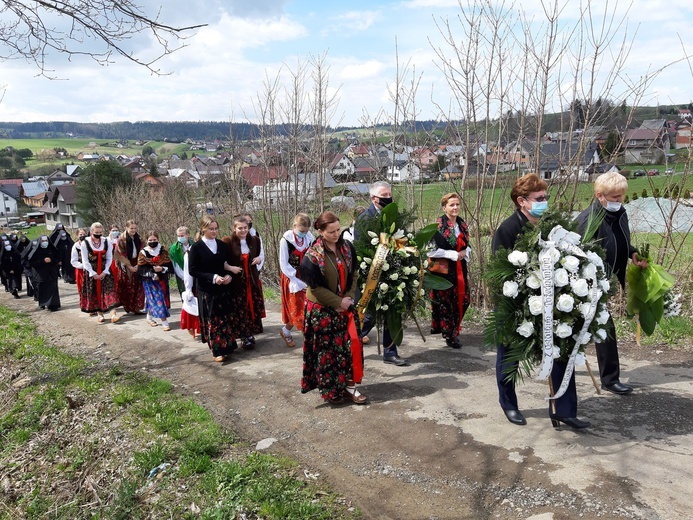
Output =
[
  {"x1": 617, "y1": 314, "x2": 693, "y2": 346},
  {"x1": 0, "y1": 305, "x2": 357, "y2": 519}
]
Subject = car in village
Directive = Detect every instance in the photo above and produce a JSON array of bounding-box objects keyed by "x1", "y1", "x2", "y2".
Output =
[
  {"x1": 633, "y1": 169, "x2": 646, "y2": 177},
  {"x1": 665, "y1": 167, "x2": 675, "y2": 175},
  {"x1": 647, "y1": 169, "x2": 660, "y2": 176}
]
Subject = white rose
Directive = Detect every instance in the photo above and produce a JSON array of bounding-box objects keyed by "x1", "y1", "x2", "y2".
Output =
[
  {"x1": 586, "y1": 251, "x2": 604, "y2": 270},
  {"x1": 577, "y1": 332, "x2": 592, "y2": 345},
  {"x1": 599, "y1": 279, "x2": 610, "y2": 292},
  {"x1": 564, "y1": 231, "x2": 582, "y2": 245},
  {"x1": 561, "y1": 255, "x2": 580, "y2": 272},
  {"x1": 556, "y1": 294, "x2": 574, "y2": 313},
  {"x1": 364, "y1": 257, "x2": 372, "y2": 264},
  {"x1": 552, "y1": 346, "x2": 561, "y2": 359},
  {"x1": 526, "y1": 272, "x2": 541, "y2": 290},
  {"x1": 596, "y1": 309, "x2": 610, "y2": 325},
  {"x1": 503, "y1": 280, "x2": 519, "y2": 298},
  {"x1": 575, "y1": 352, "x2": 586, "y2": 367},
  {"x1": 528, "y1": 295, "x2": 543, "y2": 315},
  {"x1": 555, "y1": 322, "x2": 573, "y2": 338},
  {"x1": 595, "y1": 328, "x2": 607, "y2": 341},
  {"x1": 507, "y1": 251, "x2": 529, "y2": 266},
  {"x1": 516, "y1": 321, "x2": 535, "y2": 338},
  {"x1": 554, "y1": 268, "x2": 570, "y2": 287},
  {"x1": 402, "y1": 266, "x2": 411, "y2": 276},
  {"x1": 371, "y1": 237, "x2": 379, "y2": 246},
  {"x1": 382, "y1": 263, "x2": 390, "y2": 271},
  {"x1": 360, "y1": 262, "x2": 367, "y2": 270},
  {"x1": 368, "y1": 231, "x2": 377, "y2": 238},
  {"x1": 379, "y1": 283, "x2": 389, "y2": 292},
  {"x1": 548, "y1": 247, "x2": 561, "y2": 264},
  {"x1": 398, "y1": 282, "x2": 406, "y2": 290},
  {"x1": 381, "y1": 304, "x2": 389, "y2": 311},
  {"x1": 419, "y1": 289, "x2": 425, "y2": 296},
  {"x1": 390, "y1": 273, "x2": 399, "y2": 281},
  {"x1": 412, "y1": 280, "x2": 419, "y2": 287},
  {"x1": 589, "y1": 288, "x2": 604, "y2": 302},
  {"x1": 578, "y1": 302, "x2": 592, "y2": 318},
  {"x1": 582, "y1": 263, "x2": 597, "y2": 279},
  {"x1": 570, "y1": 278, "x2": 589, "y2": 297}
]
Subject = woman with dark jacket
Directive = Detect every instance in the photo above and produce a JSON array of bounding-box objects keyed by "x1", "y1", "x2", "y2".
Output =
[
  {"x1": 222, "y1": 215, "x2": 265, "y2": 349},
  {"x1": 1, "y1": 240, "x2": 22, "y2": 298},
  {"x1": 28, "y1": 235, "x2": 61, "y2": 311},
  {"x1": 577, "y1": 171, "x2": 648, "y2": 395},
  {"x1": 188, "y1": 215, "x2": 239, "y2": 362},
  {"x1": 300, "y1": 211, "x2": 366, "y2": 406},
  {"x1": 427, "y1": 192, "x2": 471, "y2": 348},
  {"x1": 492, "y1": 173, "x2": 588, "y2": 429}
]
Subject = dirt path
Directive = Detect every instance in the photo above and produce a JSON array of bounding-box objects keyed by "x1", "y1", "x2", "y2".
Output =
[{"x1": 3, "y1": 282, "x2": 692, "y2": 520}]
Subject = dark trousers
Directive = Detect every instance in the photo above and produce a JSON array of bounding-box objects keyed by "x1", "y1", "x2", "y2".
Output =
[
  {"x1": 594, "y1": 316, "x2": 620, "y2": 386},
  {"x1": 362, "y1": 312, "x2": 397, "y2": 357},
  {"x1": 497, "y1": 344, "x2": 578, "y2": 418}
]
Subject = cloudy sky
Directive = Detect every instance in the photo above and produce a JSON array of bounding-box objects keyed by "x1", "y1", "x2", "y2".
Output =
[{"x1": 0, "y1": 0, "x2": 691, "y2": 127}]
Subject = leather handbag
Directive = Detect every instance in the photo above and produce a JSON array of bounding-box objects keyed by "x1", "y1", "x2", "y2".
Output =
[{"x1": 427, "y1": 257, "x2": 449, "y2": 275}]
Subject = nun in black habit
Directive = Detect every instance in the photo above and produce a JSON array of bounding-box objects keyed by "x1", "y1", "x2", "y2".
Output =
[
  {"x1": 21, "y1": 239, "x2": 38, "y2": 298},
  {"x1": 28, "y1": 235, "x2": 61, "y2": 311},
  {"x1": 1, "y1": 240, "x2": 22, "y2": 298},
  {"x1": 0, "y1": 234, "x2": 7, "y2": 291},
  {"x1": 52, "y1": 229, "x2": 75, "y2": 283}
]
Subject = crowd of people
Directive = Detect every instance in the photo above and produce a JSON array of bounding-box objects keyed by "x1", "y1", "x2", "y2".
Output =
[{"x1": 1, "y1": 172, "x2": 642, "y2": 427}]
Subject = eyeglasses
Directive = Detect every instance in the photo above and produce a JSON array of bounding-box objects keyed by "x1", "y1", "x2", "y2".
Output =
[{"x1": 525, "y1": 195, "x2": 549, "y2": 202}]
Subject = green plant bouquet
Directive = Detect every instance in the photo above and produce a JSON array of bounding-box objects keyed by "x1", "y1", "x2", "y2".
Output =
[
  {"x1": 485, "y1": 212, "x2": 611, "y2": 398},
  {"x1": 626, "y1": 244, "x2": 675, "y2": 335},
  {"x1": 353, "y1": 203, "x2": 451, "y2": 348}
]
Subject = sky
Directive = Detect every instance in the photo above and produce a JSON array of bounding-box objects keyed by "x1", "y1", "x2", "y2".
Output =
[{"x1": 0, "y1": 0, "x2": 691, "y2": 127}]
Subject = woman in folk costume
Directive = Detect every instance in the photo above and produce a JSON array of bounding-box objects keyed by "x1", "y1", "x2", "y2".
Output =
[
  {"x1": 300, "y1": 211, "x2": 366, "y2": 405},
  {"x1": 81, "y1": 222, "x2": 120, "y2": 323},
  {"x1": 188, "y1": 215, "x2": 240, "y2": 362},
  {"x1": 1, "y1": 239, "x2": 22, "y2": 298},
  {"x1": 52, "y1": 228, "x2": 75, "y2": 283},
  {"x1": 223, "y1": 215, "x2": 265, "y2": 349},
  {"x1": 427, "y1": 193, "x2": 471, "y2": 349},
  {"x1": 28, "y1": 235, "x2": 62, "y2": 311},
  {"x1": 169, "y1": 226, "x2": 193, "y2": 297},
  {"x1": 117, "y1": 220, "x2": 145, "y2": 314},
  {"x1": 70, "y1": 228, "x2": 88, "y2": 299},
  {"x1": 278, "y1": 213, "x2": 314, "y2": 348},
  {"x1": 137, "y1": 231, "x2": 174, "y2": 330},
  {"x1": 180, "y1": 240, "x2": 201, "y2": 339},
  {"x1": 108, "y1": 225, "x2": 122, "y2": 293}
]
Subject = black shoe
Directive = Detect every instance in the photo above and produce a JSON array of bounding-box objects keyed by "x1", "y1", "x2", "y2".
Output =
[
  {"x1": 247, "y1": 335, "x2": 256, "y2": 345},
  {"x1": 601, "y1": 382, "x2": 633, "y2": 395},
  {"x1": 383, "y1": 355, "x2": 410, "y2": 366},
  {"x1": 445, "y1": 337, "x2": 462, "y2": 349},
  {"x1": 503, "y1": 409, "x2": 527, "y2": 425},
  {"x1": 12, "y1": 291, "x2": 20, "y2": 299},
  {"x1": 241, "y1": 338, "x2": 255, "y2": 350},
  {"x1": 550, "y1": 415, "x2": 591, "y2": 429}
]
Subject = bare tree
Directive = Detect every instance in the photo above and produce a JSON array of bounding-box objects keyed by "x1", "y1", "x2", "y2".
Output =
[{"x1": 0, "y1": 0, "x2": 205, "y2": 77}]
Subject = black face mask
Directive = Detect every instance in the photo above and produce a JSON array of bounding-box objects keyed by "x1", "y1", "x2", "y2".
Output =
[
  {"x1": 377, "y1": 196, "x2": 393, "y2": 207},
  {"x1": 148, "y1": 241, "x2": 159, "y2": 248},
  {"x1": 247, "y1": 222, "x2": 253, "y2": 229},
  {"x1": 78, "y1": 236, "x2": 86, "y2": 241},
  {"x1": 92, "y1": 234, "x2": 102, "y2": 239}
]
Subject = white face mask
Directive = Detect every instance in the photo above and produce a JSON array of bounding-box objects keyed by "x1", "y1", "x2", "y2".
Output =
[
  {"x1": 605, "y1": 201, "x2": 622, "y2": 212},
  {"x1": 4, "y1": 245, "x2": 11, "y2": 251}
]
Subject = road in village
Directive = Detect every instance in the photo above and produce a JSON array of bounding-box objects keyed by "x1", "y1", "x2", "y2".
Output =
[{"x1": 2, "y1": 282, "x2": 692, "y2": 520}]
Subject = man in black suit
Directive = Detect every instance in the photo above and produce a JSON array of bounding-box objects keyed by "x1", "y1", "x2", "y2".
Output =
[{"x1": 355, "y1": 181, "x2": 409, "y2": 367}]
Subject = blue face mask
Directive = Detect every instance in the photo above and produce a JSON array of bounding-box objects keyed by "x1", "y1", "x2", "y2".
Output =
[
  {"x1": 529, "y1": 201, "x2": 548, "y2": 217},
  {"x1": 295, "y1": 231, "x2": 307, "y2": 239},
  {"x1": 178, "y1": 236, "x2": 188, "y2": 244}
]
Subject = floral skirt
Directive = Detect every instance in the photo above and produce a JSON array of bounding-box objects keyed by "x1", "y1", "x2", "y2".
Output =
[
  {"x1": 301, "y1": 300, "x2": 357, "y2": 400},
  {"x1": 430, "y1": 284, "x2": 469, "y2": 339},
  {"x1": 81, "y1": 273, "x2": 119, "y2": 313},
  {"x1": 198, "y1": 289, "x2": 239, "y2": 357},
  {"x1": 142, "y1": 278, "x2": 170, "y2": 319},
  {"x1": 118, "y1": 268, "x2": 145, "y2": 313},
  {"x1": 280, "y1": 274, "x2": 306, "y2": 329}
]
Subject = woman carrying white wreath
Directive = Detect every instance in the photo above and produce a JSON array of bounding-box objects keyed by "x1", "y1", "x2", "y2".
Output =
[
  {"x1": 491, "y1": 174, "x2": 589, "y2": 429},
  {"x1": 427, "y1": 192, "x2": 471, "y2": 349}
]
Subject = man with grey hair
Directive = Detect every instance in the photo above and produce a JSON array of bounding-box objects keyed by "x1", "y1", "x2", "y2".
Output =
[{"x1": 355, "y1": 180, "x2": 409, "y2": 366}]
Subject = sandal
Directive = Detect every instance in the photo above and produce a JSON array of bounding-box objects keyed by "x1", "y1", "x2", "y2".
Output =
[
  {"x1": 280, "y1": 328, "x2": 296, "y2": 348},
  {"x1": 111, "y1": 314, "x2": 121, "y2": 323},
  {"x1": 213, "y1": 355, "x2": 226, "y2": 362},
  {"x1": 146, "y1": 319, "x2": 158, "y2": 327},
  {"x1": 344, "y1": 387, "x2": 368, "y2": 405},
  {"x1": 162, "y1": 322, "x2": 171, "y2": 331},
  {"x1": 328, "y1": 396, "x2": 345, "y2": 405},
  {"x1": 97, "y1": 314, "x2": 105, "y2": 323}
]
